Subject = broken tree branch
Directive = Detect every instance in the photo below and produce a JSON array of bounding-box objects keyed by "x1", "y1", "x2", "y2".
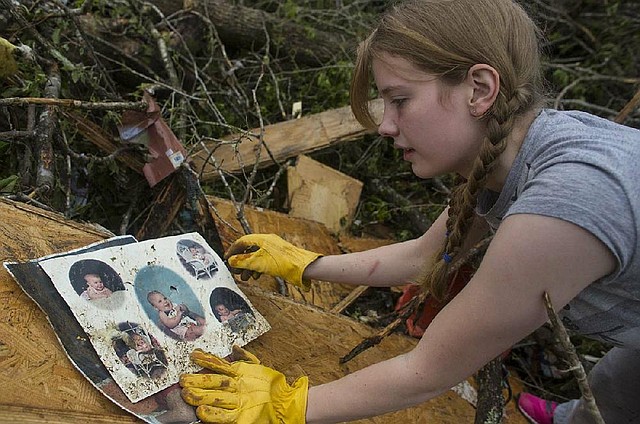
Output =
[
  {"x1": 31, "y1": 66, "x2": 61, "y2": 198},
  {"x1": 543, "y1": 291, "x2": 605, "y2": 424},
  {"x1": 474, "y1": 357, "x2": 505, "y2": 424},
  {"x1": 614, "y1": 87, "x2": 640, "y2": 124},
  {"x1": 0, "y1": 97, "x2": 147, "y2": 111}
]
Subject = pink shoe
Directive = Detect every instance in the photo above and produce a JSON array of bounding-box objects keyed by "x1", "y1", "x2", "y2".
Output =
[{"x1": 517, "y1": 392, "x2": 558, "y2": 424}]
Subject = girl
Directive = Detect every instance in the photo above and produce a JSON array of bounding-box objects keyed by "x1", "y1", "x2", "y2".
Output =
[{"x1": 180, "y1": 0, "x2": 640, "y2": 423}]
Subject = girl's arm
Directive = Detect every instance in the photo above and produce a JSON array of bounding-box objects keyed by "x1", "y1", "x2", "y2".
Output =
[
  {"x1": 305, "y1": 213, "x2": 615, "y2": 423},
  {"x1": 304, "y1": 207, "x2": 489, "y2": 287}
]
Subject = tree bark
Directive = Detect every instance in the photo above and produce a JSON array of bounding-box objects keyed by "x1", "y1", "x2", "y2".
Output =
[
  {"x1": 474, "y1": 357, "x2": 505, "y2": 424},
  {"x1": 73, "y1": 0, "x2": 353, "y2": 78},
  {"x1": 150, "y1": 0, "x2": 353, "y2": 66}
]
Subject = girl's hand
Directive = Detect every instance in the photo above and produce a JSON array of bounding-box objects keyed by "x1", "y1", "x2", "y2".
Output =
[
  {"x1": 181, "y1": 346, "x2": 308, "y2": 423},
  {"x1": 225, "y1": 234, "x2": 322, "y2": 290}
]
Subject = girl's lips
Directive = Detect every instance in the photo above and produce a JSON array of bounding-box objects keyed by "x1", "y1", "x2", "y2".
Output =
[
  {"x1": 393, "y1": 144, "x2": 415, "y2": 160},
  {"x1": 403, "y1": 148, "x2": 415, "y2": 161}
]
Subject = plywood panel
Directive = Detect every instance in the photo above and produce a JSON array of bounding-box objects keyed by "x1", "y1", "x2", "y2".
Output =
[{"x1": 0, "y1": 199, "x2": 126, "y2": 416}]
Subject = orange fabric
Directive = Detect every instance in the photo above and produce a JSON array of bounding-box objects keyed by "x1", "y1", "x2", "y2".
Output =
[{"x1": 395, "y1": 266, "x2": 475, "y2": 337}]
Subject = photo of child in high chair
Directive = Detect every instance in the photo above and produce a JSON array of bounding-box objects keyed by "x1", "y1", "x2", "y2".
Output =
[
  {"x1": 175, "y1": 239, "x2": 218, "y2": 280},
  {"x1": 134, "y1": 265, "x2": 207, "y2": 342},
  {"x1": 112, "y1": 322, "x2": 168, "y2": 380}
]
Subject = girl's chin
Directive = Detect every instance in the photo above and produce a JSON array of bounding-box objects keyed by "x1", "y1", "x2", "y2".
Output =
[{"x1": 410, "y1": 164, "x2": 434, "y2": 179}]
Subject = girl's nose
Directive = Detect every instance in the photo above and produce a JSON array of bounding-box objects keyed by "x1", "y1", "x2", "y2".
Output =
[{"x1": 377, "y1": 111, "x2": 398, "y2": 138}]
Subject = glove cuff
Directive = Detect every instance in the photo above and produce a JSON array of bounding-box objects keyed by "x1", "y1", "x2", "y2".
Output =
[
  {"x1": 295, "y1": 252, "x2": 322, "y2": 290},
  {"x1": 275, "y1": 376, "x2": 309, "y2": 423}
]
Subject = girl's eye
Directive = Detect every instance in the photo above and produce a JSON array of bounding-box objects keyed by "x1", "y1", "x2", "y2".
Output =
[{"x1": 391, "y1": 98, "x2": 406, "y2": 107}]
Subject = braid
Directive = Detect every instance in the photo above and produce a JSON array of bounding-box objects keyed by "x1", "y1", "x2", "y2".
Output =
[{"x1": 419, "y1": 85, "x2": 531, "y2": 301}]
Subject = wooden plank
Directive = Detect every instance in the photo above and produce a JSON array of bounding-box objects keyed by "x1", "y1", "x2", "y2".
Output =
[
  {"x1": 190, "y1": 99, "x2": 384, "y2": 181},
  {"x1": 287, "y1": 155, "x2": 363, "y2": 234},
  {"x1": 0, "y1": 199, "x2": 126, "y2": 417},
  {"x1": 0, "y1": 405, "x2": 138, "y2": 423}
]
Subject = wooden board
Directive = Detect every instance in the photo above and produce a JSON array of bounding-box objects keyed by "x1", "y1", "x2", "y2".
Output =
[
  {"x1": 0, "y1": 198, "x2": 528, "y2": 423},
  {"x1": 0, "y1": 200, "x2": 127, "y2": 417},
  {"x1": 190, "y1": 99, "x2": 384, "y2": 181},
  {"x1": 288, "y1": 155, "x2": 363, "y2": 234}
]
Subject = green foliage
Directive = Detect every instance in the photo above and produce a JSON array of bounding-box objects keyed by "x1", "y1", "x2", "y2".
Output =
[
  {"x1": 1, "y1": 0, "x2": 639, "y2": 237},
  {"x1": 282, "y1": 0, "x2": 300, "y2": 20},
  {"x1": 0, "y1": 175, "x2": 19, "y2": 194},
  {"x1": 539, "y1": 0, "x2": 640, "y2": 121}
]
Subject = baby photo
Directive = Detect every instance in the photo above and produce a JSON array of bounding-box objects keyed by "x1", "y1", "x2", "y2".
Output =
[
  {"x1": 176, "y1": 239, "x2": 218, "y2": 280},
  {"x1": 37, "y1": 232, "x2": 270, "y2": 403},
  {"x1": 112, "y1": 322, "x2": 168, "y2": 380}
]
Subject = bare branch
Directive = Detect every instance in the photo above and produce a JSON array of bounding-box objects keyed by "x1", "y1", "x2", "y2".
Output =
[
  {"x1": 0, "y1": 97, "x2": 147, "y2": 111},
  {"x1": 543, "y1": 291, "x2": 605, "y2": 424}
]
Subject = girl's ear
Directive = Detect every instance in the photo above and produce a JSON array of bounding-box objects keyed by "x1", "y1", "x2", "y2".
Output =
[{"x1": 467, "y1": 64, "x2": 500, "y2": 117}]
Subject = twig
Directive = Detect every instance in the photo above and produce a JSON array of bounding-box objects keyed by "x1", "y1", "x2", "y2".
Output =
[
  {"x1": 0, "y1": 97, "x2": 147, "y2": 111},
  {"x1": 330, "y1": 286, "x2": 369, "y2": 314},
  {"x1": 254, "y1": 158, "x2": 293, "y2": 208},
  {"x1": 32, "y1": 66, "x2": 61, "y2": 198},
  {"x1": 5, "y1": 193, "x2": 55, "y2": 211},
  {"x1": 614, "y1": 87, "x2": 640, "y2": 124},
  {"x1": 141, "y1": 2, "x2": 188, "y2": 141},
  {"x1": 369, "y1": 177, "x2": 432, "y2": 233},
  {"x1": 543, "y1": 291, "x2": 605, "y2": 424},
  {"x1": 340, "y1": 291, "x2": 425, "y2": 364},
  {"x1": 0, "y1": 130, "x2": 32, "y2": 139}
]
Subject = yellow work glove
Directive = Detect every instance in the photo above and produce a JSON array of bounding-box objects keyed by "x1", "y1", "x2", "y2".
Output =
[
  {"x1": 180, "y1": 346, "x2": 308, "y2": 424},
  {"x1": 225, "y1": 234, "x2": 321, "y2": 290}
]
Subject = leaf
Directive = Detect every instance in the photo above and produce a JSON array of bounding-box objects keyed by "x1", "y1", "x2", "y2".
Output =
[
  {"x1": 0, "y1": 37, "x2": 18, "y2": 78},
  {"x1": 0, "y1": 175, "x2": 19, "y2": 193}
]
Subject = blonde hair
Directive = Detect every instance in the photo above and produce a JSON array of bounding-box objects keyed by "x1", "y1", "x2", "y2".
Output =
[{"x1": 351, "y1": 0, "x2": 545, "y2": 301}]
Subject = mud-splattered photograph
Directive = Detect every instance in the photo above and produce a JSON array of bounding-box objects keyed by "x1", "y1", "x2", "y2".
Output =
[
  {"x1": 68, "y1": 259, "x2": 126, "y2": 308},
  {"x1": 36, "y1": 232, "x2": 270, "y2": 403},
  {"x1": 112, "y1": 322, "x2": 168, "y2": 379},
  {"x1": 176, "y1": 239, "x2": 219, "y2": 279},
  {"x1": 210, "y1": 287, "x2": 255, "y2": 334}
]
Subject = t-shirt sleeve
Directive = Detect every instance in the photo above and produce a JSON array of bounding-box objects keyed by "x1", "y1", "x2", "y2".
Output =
[{"x1": 504, "y1": 161, "x2": 634, "y2": 282}]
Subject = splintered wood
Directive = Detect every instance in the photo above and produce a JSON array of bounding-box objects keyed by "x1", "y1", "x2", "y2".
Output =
[
  {"x1": 288, "y1": 155, "x2": 363, "y2": 234},
  {"x1": 0, "y1": 198, "x2": 528, "y2": 423}
]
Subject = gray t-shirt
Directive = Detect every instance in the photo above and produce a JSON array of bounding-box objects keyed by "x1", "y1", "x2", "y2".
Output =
[{"x1": 477, "y1": 109, "x2": 640, "y2": 349}]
